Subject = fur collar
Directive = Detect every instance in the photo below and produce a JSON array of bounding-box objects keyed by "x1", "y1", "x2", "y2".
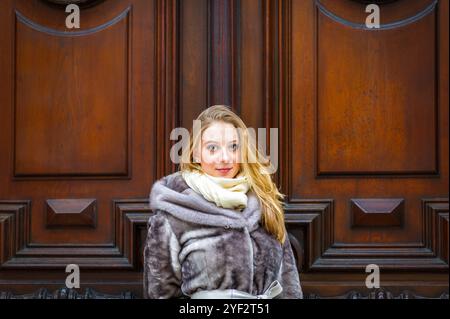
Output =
[{"x1": 149, "y1": 171, "x2": 262, "y2": 231}]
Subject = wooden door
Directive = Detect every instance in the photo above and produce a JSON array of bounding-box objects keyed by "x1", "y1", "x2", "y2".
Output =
[
  {"x1": 0, "y1": 0, "x2": 158, "y2": 297},
  {"x1": 0, "y1": 0, "x2": 448, "y2": 298},
  {"x1": 281, "y1": 0, "x2": 449, "y2": 298}
]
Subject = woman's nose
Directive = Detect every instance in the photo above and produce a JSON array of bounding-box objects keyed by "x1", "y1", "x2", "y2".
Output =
[{"x1": 220, "y1": 148, "x2": 231, "y2": 162}]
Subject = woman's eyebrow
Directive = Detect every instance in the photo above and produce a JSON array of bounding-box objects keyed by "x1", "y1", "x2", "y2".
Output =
[
  {"x1": 203, "y1": 140, "x2": 220, "y2": 144},
  {"x1": 203, "y1": 139, "x2": 238, "y2": 144}
]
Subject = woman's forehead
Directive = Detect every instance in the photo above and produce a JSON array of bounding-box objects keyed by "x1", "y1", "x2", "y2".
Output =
[{"x1": 202, "y1": 122, "x2": 239, "y2": 141}]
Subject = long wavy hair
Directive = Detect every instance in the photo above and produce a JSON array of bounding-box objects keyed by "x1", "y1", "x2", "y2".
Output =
[{"x1": 180, "y1": 105, "x2": 286, "y2": 244}]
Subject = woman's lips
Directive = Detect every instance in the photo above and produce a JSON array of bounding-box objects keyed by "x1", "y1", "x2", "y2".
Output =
[{"x1": 216, "y1": 168, "x2": 232, "y2": 173}]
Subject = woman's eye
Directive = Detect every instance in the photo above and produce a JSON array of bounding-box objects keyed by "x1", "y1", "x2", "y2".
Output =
[
  {"x1": 230, "y1": 143, "x2": 239, "y2": 151},
  {"x1": 207, "y1": 145, "x2": 218, "y2": 152}
]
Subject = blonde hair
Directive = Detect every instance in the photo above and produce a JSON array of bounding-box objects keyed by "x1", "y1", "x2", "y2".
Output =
[{"x1": 180, "y1": 105, "x2": 286, "y2": 244}]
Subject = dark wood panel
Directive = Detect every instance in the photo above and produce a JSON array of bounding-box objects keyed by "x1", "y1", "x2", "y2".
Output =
[
  {"x1": 14, "y1": 5, "x2": 130, "y2": 178},
  {"x1": 319, "y1": 0, "x2": 435, "y2": 25},
  {"x1": 0, "y1": 198, "x2": 149, "y2": 269},
  {"x1": 239, "y1": 0, "x2": 264, "y2": 129},
  {"x1": 46, "y1": 199, "x2": 97, "y2": 228},
  {"x1": 287, "y1": 0, "x2": 448, "y2": 253},
  {"x1": 317, "y1": 2, "x2": 437, "y2": 175},
  {"x1": 0, "y1": 0, "x2": 157, "y2": 262},
  {"x1": 179, "y1": 0, "x2": 208, "y2": 129},
  {"x1": 351, "y1": 198, "x2": 404, "y2": 227},
  {"x1": 155, "y1": 0, "x2": 179, "y2": 178},
  {"x1": 0, "y1": 201, "x2": 29, "y2": 264}
]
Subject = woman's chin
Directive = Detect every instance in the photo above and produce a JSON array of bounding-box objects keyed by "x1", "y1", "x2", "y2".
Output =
[{"x1": 214, "y1": 172, "x2": 232, "y2": 178}]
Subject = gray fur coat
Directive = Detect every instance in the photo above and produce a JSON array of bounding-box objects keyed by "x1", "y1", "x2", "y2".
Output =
[{"x1": 143, "y1": 171, "x2": 303, "y2": 299}]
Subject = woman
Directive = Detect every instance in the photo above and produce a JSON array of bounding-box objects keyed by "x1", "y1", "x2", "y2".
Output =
[{"x1": 144, "y1": 105, "x2": 303, "y2": 299}]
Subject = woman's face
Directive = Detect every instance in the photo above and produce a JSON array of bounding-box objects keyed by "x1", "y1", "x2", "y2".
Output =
[{"x1": 195, "y1": 121, "x2": 241, "y2": 178}]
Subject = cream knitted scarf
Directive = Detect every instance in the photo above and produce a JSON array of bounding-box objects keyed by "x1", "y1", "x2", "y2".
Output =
[{"x1": 181, "y1": 170, "x2": 251, "y2": 210}]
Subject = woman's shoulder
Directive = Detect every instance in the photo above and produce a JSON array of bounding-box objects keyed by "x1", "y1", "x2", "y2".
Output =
[
  {"x1": 154, "y1": 171, "x2": 189, "y2": 193},
  {"x1": 149, "y1": 171, "x2": 189, "y2": 208}
]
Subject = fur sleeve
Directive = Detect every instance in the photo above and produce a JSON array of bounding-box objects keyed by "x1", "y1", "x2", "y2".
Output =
[
  {"x1": 278, "y1": 235, "x2": 303, "y2": 299},
  {"x1": 143, "y1": 211, "x2": 183, "y2": 299}
]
